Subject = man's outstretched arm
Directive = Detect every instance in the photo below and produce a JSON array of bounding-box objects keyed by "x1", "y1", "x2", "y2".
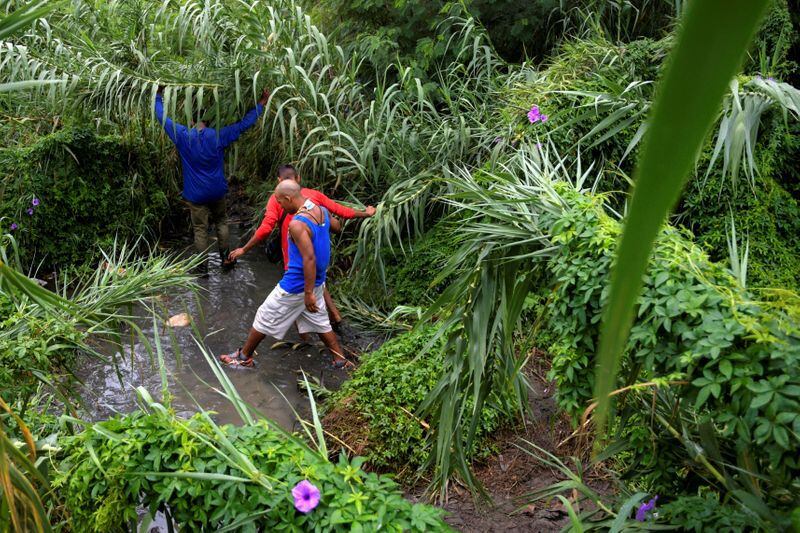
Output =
[
  {"x1": 228, "y1": 195, "x2": 281, "y2": 262},
  {"x1": 312, "y1": 190, "x2": 376, "y2": 220},
  {"x1": 219, "y1": 88, "x2": 270, "y2": 148}
]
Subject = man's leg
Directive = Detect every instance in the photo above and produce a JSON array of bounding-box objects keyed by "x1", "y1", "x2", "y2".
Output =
[
  {"x1": 221, "y1": 285, "x2": 305, "y2": 366},
  {"x1": 297, "y1": 285, "x2": 350, "y2": 367},
  {"x1": 323, "y1": 286, "x2": 342, "y2": 325},
  {"x1": 317, "y1": 330, "x2": 348, "y2": 365},
  {"x1": 188, "y1": 201, "x2": 210, "y2": 272},
  {"x1": 210, "y1": 197, "x2": 230, "y2": 260},
  {"x1": 240, "y1": 328, "x2": 266, "y2": 357}
]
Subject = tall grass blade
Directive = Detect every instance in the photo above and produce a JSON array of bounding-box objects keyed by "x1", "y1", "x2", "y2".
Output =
[{"x1": 593, "y1": 0, "x2": 771, "y2": 437}]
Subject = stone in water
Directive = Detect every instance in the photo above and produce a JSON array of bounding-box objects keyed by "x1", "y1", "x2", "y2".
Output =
[{"x1": 167, "y1": 313, "x2": 191, "y2": 327}]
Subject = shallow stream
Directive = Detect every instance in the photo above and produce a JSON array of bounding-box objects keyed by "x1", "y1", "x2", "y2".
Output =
[{"x1": 74, "y1": 230, "x2": 356, "y2": 430}]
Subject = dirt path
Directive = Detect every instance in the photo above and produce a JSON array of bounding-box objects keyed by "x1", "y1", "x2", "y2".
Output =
[{"x1": 408, "y1": 357, "x2": 612, "y2": 532}]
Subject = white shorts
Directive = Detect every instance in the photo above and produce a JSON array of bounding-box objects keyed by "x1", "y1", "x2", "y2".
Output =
[{"x1": 252, "y1": 283, "x2": 330, "y2": 339}]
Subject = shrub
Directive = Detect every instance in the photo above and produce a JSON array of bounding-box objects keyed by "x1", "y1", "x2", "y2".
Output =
[
  {"x1": 55, "y1": 409, "x2": 448, "y2": 532},
  {"x1": 543, "y1": 189, "x2": 800, "y2": 491},
  {"x1": 680, "y1": 118, "x2": 800, "y2": 292},
  {"x1": 0, "y1": 127, "x2": 173, "y2": 268},
  {"x1": 326, "y1": 327, "x2": 509, "y2": 472},
  {"x1": 0, "y1": 292, "x2": 85, "y2": 401},
  {"x1": 659, "y1": 493, "x2": 764, "y2": 532},
  {"x1": 382, "y1": 219, "x2": 462, "y2": 309}
]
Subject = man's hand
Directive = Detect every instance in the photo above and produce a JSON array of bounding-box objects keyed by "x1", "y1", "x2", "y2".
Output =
[
  {"x1": 258, "y1": 87, "x2": 271, "y2": 106},
  {"x1": 228, "y1": 247, "x2": 246, "y2": 262},
  {"x1": 304, "y1": 291, "x2": 318, "y2": 312},
  {"x1": 365, "y1": 205, "x2": 376, "y2": 217}
]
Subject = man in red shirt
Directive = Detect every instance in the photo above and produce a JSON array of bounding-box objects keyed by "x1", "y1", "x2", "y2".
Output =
[{"x1": 228, "y1": 164, "x2": 375, "y2": 329}]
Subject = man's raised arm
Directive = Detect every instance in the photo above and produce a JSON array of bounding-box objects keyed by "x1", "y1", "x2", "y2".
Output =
[
  {"x1": 219, "y1": 88, "x2": 270, "y2": 148},
  {"x1": 154, "y1": 89, "x2": 187, "y2": 145}
]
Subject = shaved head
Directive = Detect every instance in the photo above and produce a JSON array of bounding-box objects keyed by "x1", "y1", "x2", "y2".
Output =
[
  {"x1": 275, "y1": 179, "x2": 301, "y2": 198},
  {"x1": 274, "y1": 179, "x2": 304, "y2": 213}
]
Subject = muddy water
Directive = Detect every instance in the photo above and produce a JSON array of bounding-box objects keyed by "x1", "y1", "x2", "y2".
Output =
[{"x1": 75, "y1": 231, "x2": 353, "y2": 430}]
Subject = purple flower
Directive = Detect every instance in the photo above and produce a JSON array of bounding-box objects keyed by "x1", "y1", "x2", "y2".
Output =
[
  {"x1": 541, "y1": 114, "x2": 548, "y2": 122},
  {"x1": 10, "y1": 223, "x2": 18, "y2": 231},
  {"x1": 635, "y1": 495, "x2": 658, "y2": 522},
  {"x1": 768, "y1": 77, "x2": 775, "y2": 82},
  {"x1": 32, "y1": 197, "x2": 40, "y2": 207},
  {"x1": 292, "y1": 480, "x2": 320, "y2": 513},
  {"x1": 536, "y1": 142, "x2": 542, "y2": 149},
  {"x1": 527, "y1": 105, "x2": 541, "y2": 123},
  {"x1": 27, "y1": 208, "x2": 34, "y2": 216}
]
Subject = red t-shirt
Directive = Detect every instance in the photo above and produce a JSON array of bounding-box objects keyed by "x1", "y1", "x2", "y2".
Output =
[{"x1": 253, "y1": 188, "x2": 357, "y2": 269}]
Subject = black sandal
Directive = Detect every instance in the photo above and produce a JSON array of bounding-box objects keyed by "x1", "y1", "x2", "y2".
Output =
[{"x1": 219, "y1": 348, "x2": 254, "y2": 367}]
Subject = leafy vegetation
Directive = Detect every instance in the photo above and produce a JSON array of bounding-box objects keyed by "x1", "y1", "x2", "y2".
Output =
[
  {"x1": 327, "y1": 327, "x2": 510, "y2": 473},
  {"x1": 0, "y1": 127, "x2": 173, "y2": 267},
  {"x1": 545, "y1": 188, "x2": 800, "y2": 491},
  {"x1": 2, "y1": 0, "x2": 800, "y2": 530},
  {"x1": 57, "y1": 408, "x2": 447, "y2": 532}
]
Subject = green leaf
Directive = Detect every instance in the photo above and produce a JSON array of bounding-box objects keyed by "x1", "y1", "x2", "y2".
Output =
[
  {"x1": 773, "y1": 426, "x2": 790, "y2": 449},
  {"x1": 610, "y1": 492, "x2": 648, "y2": 533},
  {"x1": 750, "y1": 391, "x2": 774, "y2": 409},
  {"x1": 719, "y1": 360, "x2": 733, "y2": 379},
  {"x1": 592, "y1": 0, "x2": 771, "y2": 436}
]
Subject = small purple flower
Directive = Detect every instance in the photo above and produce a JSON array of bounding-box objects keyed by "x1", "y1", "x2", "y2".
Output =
[
  {"x1": 635, "y1": 495, "x2": 658, "y2": 522},
  {"x1": 541, "y1": 114, "x2": 548, "y2": 122},
  {"x1": 32, "y1": 197, "x2": 40, "y2": 207},
  {"x1": 27, "y1": 208, "x2": 34, "y2": 216},
  {"x1": 768, "y1": 77, "x2": 775, "y2": 82},
  {"x1": 10, "y1": 223, "x2": 18, "y2": 231},
  {"x1": 536, "y1": 142, "x2": 542, "y2": 150},
  {"x1": 292, "y1": 480, "x2": 320, "y2": 513},
  {"x1": 527, "y1": 105, "x2": 541, "y2": 123}
]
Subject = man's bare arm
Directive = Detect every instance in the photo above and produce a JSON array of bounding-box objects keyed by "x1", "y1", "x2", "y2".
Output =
[
  {"x1": 289, "y1": 220, "x2": 318, "y2": 312},
  {"x1": 329, "y1": 214, "x2": 342, "y2": 233}
]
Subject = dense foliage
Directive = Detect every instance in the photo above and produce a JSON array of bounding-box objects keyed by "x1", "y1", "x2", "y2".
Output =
[
  {"x1": 380, "y1": 219, "x2": 462, "y2": 309},
  {"x1": 545, "y1": 189, "x2": 800, "y2": 493},
  {"x1": 57, "y1": 408, "x2": 448, "y2": 532},
  {"x1": 327, "y1": 327, "x2": 509, "y2": 472},
  {"x1": 312, "y1": 0, "x2": 677, "y2": 71},
  {"x1": 0, "y1": 291, "x2": 84, "y2": 401},
  {"x1": 0, "y1": 127, "x2": 174, "y2": 267},
  {"x1": 2, "y1": 0, "x2": 800, "y2": 530}
]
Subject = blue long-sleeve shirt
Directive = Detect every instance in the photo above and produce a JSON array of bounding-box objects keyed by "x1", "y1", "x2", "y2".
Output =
[{"x1": 155, "y1": 94, "x2": 263, "y2": 204}]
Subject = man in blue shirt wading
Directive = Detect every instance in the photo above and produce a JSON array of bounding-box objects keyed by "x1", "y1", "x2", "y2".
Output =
[
  {"x1": 155, "y1": 86, "x2": 269, "y2": 270},
  {"x1": 219, "y1": 179, "x2": 352, "y2": 370}
]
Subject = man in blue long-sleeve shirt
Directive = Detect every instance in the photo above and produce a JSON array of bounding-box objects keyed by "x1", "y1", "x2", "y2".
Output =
[{"x1": 155, "y1": 86, "x2": 269, "y2": 270}]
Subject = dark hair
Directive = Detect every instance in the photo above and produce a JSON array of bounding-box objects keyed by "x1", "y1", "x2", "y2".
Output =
[
  {"x1": 196, "y1": 108, "x2": 213, "y2": 127},
  {"x1": 278, "y1": 164, "x2": 296, "y2": 180}
]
